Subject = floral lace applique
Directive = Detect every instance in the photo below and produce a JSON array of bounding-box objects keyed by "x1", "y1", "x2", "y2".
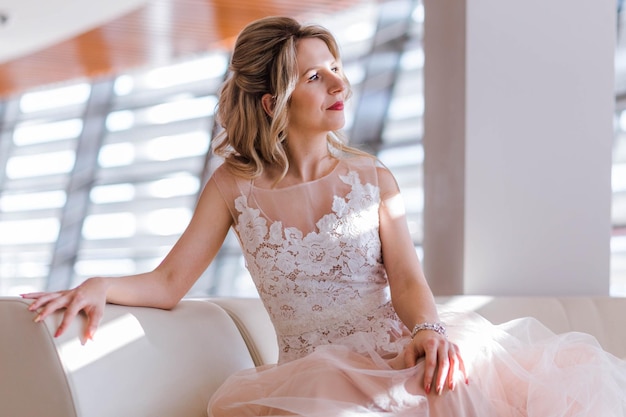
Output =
[{"x1": 234, "y1": 170, "x2": 405, "y2": 363}]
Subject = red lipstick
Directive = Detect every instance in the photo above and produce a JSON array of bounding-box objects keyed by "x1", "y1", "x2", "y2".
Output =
[{"x1": 327, "y1": 101, "x2": 344, "y2": 111}]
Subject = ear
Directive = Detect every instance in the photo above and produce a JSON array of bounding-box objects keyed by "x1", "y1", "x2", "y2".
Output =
[{"x1": 261, "y1": 93, "x2": 275, "y2": 117}]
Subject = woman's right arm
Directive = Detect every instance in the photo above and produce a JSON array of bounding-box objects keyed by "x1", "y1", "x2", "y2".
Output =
[{"x1": 21, "y1": 177, "x2": 233, "y2": 342}]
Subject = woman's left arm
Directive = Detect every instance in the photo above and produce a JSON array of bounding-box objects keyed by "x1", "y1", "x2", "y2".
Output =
[{"x1": 377, "y1": 166, "x2": 468, "y2": 395}]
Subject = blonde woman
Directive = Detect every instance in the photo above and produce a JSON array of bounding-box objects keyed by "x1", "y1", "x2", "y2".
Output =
[{"x1": 24, "y1": 16, "x2": 626, "y2": 416}]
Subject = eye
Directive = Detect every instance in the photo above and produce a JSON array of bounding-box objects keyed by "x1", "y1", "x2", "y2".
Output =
[
  {"x1": 308, "y1": 73, "x2": 320, "y2": 81},
  {"x1": 331, "y1": 66, "x2": 340, "y2": 73}
]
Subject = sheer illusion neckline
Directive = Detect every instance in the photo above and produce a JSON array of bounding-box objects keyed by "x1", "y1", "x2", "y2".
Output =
[{"x1": 251, "y1": 158, "x2": 343, "y2": 191}]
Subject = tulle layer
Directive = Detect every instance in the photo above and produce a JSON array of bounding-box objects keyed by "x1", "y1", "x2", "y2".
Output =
[{"x1": 208, "y1": 311, "x2": 626, "y2": 417}]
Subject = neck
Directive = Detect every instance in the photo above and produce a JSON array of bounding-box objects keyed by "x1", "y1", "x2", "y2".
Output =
[{"x1": 282, "y1": 132, "x2": 335, "y2": 183}]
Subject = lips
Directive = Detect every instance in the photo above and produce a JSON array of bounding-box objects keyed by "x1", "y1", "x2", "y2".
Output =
[{"x1": 327, "y1": 101, "x2": 344, "y2": 111}]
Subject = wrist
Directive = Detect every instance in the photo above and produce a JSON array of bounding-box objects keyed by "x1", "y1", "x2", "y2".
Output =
[{"x1": 410, "y1": 322, "x2": 447, "y2": 339}]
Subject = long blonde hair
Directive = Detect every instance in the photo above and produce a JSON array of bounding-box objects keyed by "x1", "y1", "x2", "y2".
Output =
[{"x1": 213, "y1": 16, "x2": 370, "y2": 182}]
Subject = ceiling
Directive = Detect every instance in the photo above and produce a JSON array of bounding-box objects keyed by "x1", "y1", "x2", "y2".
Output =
[{"x1": 0, "y1": 0, "x2": 365, "y2": 99}]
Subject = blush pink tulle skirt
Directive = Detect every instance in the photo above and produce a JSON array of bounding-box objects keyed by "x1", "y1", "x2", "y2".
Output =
[{"x1": 208, "y1": 311, "x2": 626, "y2": 417}]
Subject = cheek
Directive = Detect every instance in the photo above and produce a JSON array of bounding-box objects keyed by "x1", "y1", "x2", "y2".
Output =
[{"x1": 291, "y1": 89, "x2": 320, "y2": 109}]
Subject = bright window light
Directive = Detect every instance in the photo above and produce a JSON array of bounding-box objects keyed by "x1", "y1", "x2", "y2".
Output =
[
  {"x1": 613, "y1": 164, "x2": 626, "y2": 192},
  {"x1": 106, "y1": 110, "x2": 135, "y2": 132},
  {"x1": 0, "y1": 218, "x2": 60, "y2": 244},
  {"x1": 620, "y1": 110, "x2": 626, "y2": 132},
  {"x1": 144, "y1": 208, "x2": 192, "y2": 236},
  {"x1": 74, "y1": 258, "x2": 136, "y2": 276},
  {"x1": 147, "y1": 175, "x2": 200, "y2": 198},
  {"x1": 98, "y1": 142, "x2": 135, "y2": 167},
  {"x1": 82, "y1": 212, "x2": 136, "y2": 240},
  {"x1": 0, "y1": 262, "x2": 49, "y2": 279},
  {"x1": 90, "y1": 183, "x2": 136, "y2": 204},
  {"x1": 145, "y1": 131, "x2": 210, "y2": 161},
  {"x1": 6, "y1": 151, "x2": 76, "y2": 179},
  {"x1": 388, "y1": 95, "x2": 423, "y2": 120},
  {"x1": 0, "y1": 190, "x2": 67, "y2": 212},
  {"x1": 412, "y1": 3, "x2": 425, "y2": 23},
  {"x1": 13, "y1": 119, "x2": 83, "y2": 145},
  {"x1": 612, "y1": 236, "x2": 626, "y2": 253},
  {"x1": 20, "y1": 83, "x2": 91, "y2": 113},
  {"x1": 145, "y1": 96, "x2": 217, "y2": 124},
  {"x1": 400, "y1": 48, "x2": 424, "y2": 71},
  {"x1": 342, "y1": 21, "x2": 375, "y2": 43},
  {"x1": 378, "y1": 144, "x2": 424, "y2": 167},
  {"x1": 143, "y1": 53, "x2": 228, "y2": 89},
  {"x1": 344, "y1": 63, "x2": 366, "y2": 85},
  {"x1": 6, "y1": 283, "x2": 42, "y2": 297},
  {"x1": 400, "y1": 186, "x2": 424, "y2": 212},
  {"x1": 114, "y1": 74, "x2": 135, "y2": 96}
]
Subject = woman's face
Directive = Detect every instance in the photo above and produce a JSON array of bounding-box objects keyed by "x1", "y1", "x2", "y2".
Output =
[{"x1": 287, "y1": 37, "x2": 347, "y2": 137}]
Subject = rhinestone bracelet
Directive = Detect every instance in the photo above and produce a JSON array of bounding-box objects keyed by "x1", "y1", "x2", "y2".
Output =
[{"x1": 410, "y1": 322, "x2": 447, "y2": 339}]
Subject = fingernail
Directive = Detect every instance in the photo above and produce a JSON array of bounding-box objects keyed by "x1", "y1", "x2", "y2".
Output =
[
  {"x1": 449, "y1": 381, "x2": 455, "y2": 391},
  {"x1": 54, "y1": 328, "x2": 62, "y2": 338},
  {"x1": 437, "y1": 385, "x2": 443, "y2": 395},
  {"x1": 33, "y1": 314, "x2": 42, "y2": 323},
  {"x1": 425, "y1": 384, "x2": 431, "y2": 394}
]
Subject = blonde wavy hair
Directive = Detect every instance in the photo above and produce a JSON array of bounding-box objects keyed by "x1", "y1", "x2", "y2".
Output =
[{"x1": 212, "y1": 16, "x2": 371, "y2": 182}]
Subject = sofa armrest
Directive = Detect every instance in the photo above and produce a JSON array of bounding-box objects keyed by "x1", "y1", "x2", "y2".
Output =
[
  {"x1": 1, "y1": 297, "x2": 257, "y2": 417},
  {"x1": 0, "y1": 297, "x2": 78, "y2": 417}
]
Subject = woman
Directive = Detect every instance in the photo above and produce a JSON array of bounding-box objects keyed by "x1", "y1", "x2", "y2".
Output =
[{"x1": 23, "y1": 16, "x2": 626, "y2": 416}]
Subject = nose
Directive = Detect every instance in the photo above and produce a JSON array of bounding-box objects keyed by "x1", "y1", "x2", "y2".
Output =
[{"x1": 328, "y1": 72, "x2": 346, "y2": 94}]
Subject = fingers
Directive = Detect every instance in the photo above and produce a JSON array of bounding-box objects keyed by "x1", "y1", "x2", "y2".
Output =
[
  {"x1": 456, "y1": 344, "x2": 470, "y2": 386},
  {"x1": 420, "y1": 337, "x2": 468, "y2": 396},
  {"x1": 26, "y1": 291, "x2": 64, "y2": 313},
  {"x1": 31, "y1": 291, "x2": 70, "y2": 323},
  {"x1": 83, "y1": 306, "x2": 104, "y2": 344},
  {"x1": 54, "y1": 296, "x2": 84, "y2": 339},
  {"x1": 421, "y1": 338, "x2": 438, "y2": 394},
  {"x1": 24, "y1": 288, "x2": 104, "y2": 343}
]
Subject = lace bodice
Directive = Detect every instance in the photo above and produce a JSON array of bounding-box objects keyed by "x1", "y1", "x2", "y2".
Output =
[{"x1": 212, "y1": 156, "x2": 406, "y2": 363}]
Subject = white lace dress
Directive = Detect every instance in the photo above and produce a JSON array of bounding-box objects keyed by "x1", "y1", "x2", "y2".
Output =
[{"x1": 208, "y1": 156, "x2": 626, "y2": 417}]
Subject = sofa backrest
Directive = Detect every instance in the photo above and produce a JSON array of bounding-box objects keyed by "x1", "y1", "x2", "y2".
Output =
[
  {"x1": 437, "y1": 296, "x2": 626, "y2": 360},
  {"x1": 211, "y1": 297, "x2": 279, "y2": 366}
]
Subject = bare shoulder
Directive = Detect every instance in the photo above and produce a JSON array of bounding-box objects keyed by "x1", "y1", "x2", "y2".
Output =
[{"x1": 375, "y1": 163, "x2": 400, "y2": 199}]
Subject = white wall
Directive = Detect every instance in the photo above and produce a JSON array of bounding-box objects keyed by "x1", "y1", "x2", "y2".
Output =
[{"x1": 423, "y1": 0, "x2": 615, "y2": 295}]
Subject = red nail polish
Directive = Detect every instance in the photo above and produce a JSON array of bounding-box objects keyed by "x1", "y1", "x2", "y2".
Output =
[{"x1": 425, "y1": 384, "x2": 431, "y2": 394}]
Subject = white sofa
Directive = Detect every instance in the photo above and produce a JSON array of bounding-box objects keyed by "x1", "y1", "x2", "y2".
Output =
[{"x1": 2, "y1": 295, "x2": 625, "y2": 417}]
